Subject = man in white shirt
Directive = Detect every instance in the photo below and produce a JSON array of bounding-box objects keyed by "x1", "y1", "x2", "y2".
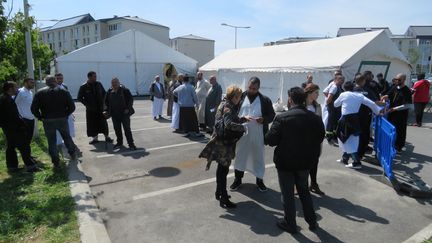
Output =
[{"x1": 14, "y1": 77, "x2": 36, "y2": 159}]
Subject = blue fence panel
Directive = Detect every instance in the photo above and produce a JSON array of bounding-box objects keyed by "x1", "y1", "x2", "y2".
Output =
[{"x1": 374, "y1": 116, "x2": 397, "y2": 180}]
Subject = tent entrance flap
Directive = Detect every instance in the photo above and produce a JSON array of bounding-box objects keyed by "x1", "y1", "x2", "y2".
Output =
[{"x1": 357, "y1": 61, "x2": 391, "y2": 80}]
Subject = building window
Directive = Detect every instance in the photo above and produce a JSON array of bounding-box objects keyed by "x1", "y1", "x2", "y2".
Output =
[
  {"x1": 70, "y1": 29, "x2": 73, "y2": 38},
  {"x1": 47, "y1": 33, "x2": 50, "y2": 41},
  {"x1": 59, "y1": 42, "x2": 62, "y2": 49},
  {"x1": 75, "y1": 39, "x2": 79, "y2": 48},
  {"x1": 49, "y1": 43, "x2": 53, "y2": 50},
  {"x1": 76, "y1": 28, "x2": 79, "y2": 38},
  {"x1": 62, "y1": 30, "x2": 66, "y2": 40},
  {"x1": 86, "y1": 25, "x2": 89, "y2": 35},
  {"x1": 58, "y1": 31, "x2": 61, "y2": 40},
  {"x1": 83, "y1": 38, "x2": 86, "y2": 45},
  {"x1": 108, "y1": 23, "x2": 120, "y2": 31},
  {"x1": 95, "y1": 24, "x2": 98, "y2": 34}
]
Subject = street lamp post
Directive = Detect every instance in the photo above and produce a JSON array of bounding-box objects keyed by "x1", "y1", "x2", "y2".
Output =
[
  {"x1": 23, "y1": 0, "x2": 34, "y2": 79},
  {"x1": 221, "y1": 23, "x2": 250, "y2": 49}
]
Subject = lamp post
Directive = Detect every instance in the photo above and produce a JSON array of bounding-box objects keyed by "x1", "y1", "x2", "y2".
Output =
[{"x1": 221, "y1": 23, "x2": 250, "y2": 49}]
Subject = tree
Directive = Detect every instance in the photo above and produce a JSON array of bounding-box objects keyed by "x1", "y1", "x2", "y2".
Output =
[{"x1": 0, "y1": 6, "x2": 54, "y2": 85}]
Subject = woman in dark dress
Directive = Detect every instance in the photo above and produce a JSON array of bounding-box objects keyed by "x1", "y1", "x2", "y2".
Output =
[{"x1": 199, "y1": 85, "x2": 247, "y2": 208}]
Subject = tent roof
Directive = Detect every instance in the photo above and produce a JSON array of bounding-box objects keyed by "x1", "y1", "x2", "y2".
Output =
[
  {"x1": 200, "y1": 30, "x2": 408, "y2": 73},
  {"x1": 172, "y1": 34, "x2": 214, "y2": 41},
  {"x1": 56, "y1": 29, "x2": 198, "y2": 65}
]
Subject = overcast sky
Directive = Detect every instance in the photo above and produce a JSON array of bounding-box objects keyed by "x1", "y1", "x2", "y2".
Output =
[{"x1": 5, "y1": 0, "x2": 432, "y2": 55}]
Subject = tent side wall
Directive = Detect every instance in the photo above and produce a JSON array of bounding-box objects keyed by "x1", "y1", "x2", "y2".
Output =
[{"x1": 203, "y1": 70, "x2": 334, "y2": 104}]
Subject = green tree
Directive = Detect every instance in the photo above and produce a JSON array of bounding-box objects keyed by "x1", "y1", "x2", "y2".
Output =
[{"x1": 0, "y1": 6, "x2": 54, "y2": 85}]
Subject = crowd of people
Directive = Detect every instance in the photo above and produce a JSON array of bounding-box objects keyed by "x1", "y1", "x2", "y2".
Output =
[{"x1": 0, "y1": 68, "x2": 429, "y2": 234}]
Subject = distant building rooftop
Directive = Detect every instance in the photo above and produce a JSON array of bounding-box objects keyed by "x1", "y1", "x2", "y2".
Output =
[
  {"x1": 337, "y1": 27, "x2": 392, "y2": 37},
  {"x1": 46, "y1": 13, "x2": 95, "y2": 31},
  {"x1": 99, "y1": 15, "x2": 169, "y2": 29},
  {"x1": 406, "y1": 26, "x2": 432, "y2": 37},
  {"x1": 172, "y1": 34, "x2": 214, "y2": 41}
]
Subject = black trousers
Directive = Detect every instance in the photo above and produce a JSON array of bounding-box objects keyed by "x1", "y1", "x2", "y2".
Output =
[
  {"x1": 357, "y1": 114, "x2": 371, "y2": 158},
  {"x1": 112, "y1": 115, "x2": 134, "y2": 146},
  {"x1": 414, "y1": 102, "x2": 427, "y2": 125},
  {"x1": 309, "y1": 159, "x2": 319, "y2": 185},
  {"x1": 387, "y1": 109, "x2": 409, "y2": 150},
  {"x1": 216, "y1": 163, "x2": 230, "y2": 197},
  {"x1": 179, "y1": 107, "x2": 199, "y2": 133},
  {"x1": 3, "y1": 128, "x2": 35, "y2": 169},
  {"x1": 277, "y1": 170, "x2": 316, "y2": 227},
  {"x1": 326, "y1": 106, "x2": 341, "y2": 140}
]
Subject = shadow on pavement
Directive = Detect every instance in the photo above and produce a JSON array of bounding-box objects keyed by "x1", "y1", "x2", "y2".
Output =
[
  {"x1": 219, "y1": 200, "x2": 284, "y2": 237},
  {"x1": 148, "y1": 167, "x2": 181, "y2": 178},
  {"x1": 314, "y1": 194, "x2": 389, "y2": 224}
]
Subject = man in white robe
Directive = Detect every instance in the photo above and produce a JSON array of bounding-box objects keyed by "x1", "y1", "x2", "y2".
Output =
[
  {"x1": 171, "y1": 74, "x2": 183, "y2": 131},
  {"x1": 230, "y1": 77, "x2": 275, "y2": 192},
  {"x1": 149, "y1": 75, "x2": 165, "y2": 120},
  {"x1": 195, "y1": 72, "x2": 211, "y2": 129},
  {"x1": 334, "y1": 81, "x2": 383, "y2": 169}
]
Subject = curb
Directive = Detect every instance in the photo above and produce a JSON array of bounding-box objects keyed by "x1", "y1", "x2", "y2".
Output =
[
  {"x1": 68, "y1": 159, "x2": 111, "y2": 243},
  {"x1": 403, "y1": 223, "x2": 432, "y2": 243}
]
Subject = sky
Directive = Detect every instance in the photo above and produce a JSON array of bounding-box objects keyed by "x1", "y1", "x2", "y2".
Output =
[{"x1": 4, "y1": 0, "x2": 432, "y2": 55}]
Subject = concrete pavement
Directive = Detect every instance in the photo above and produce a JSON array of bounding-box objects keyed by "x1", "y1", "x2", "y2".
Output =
[{"x1": 72, "y1": 100, "x2": 432, "y2": 243}]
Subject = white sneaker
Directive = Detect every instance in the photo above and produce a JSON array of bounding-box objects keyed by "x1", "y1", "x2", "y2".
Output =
[{"x1": 345, "y1": 163, "x2": 362, "y2": 170}]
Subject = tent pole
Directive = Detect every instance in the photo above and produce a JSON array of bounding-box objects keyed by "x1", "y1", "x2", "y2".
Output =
[{"x1": 133, "y1": 30, "x2": 139, "y2": 95}]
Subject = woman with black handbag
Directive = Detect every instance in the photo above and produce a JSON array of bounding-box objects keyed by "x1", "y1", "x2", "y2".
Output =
[{"x1": 199, "y1": 85, "x2": 248, "y2": 208}]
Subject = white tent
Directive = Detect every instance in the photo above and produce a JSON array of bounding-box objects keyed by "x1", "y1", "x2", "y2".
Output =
[
  {"x1": 200, "y1": 30, "x2": 411, "y2": 103},
  {"x1": 56, "y1": 29, "x2": 198, "y2": 98}
]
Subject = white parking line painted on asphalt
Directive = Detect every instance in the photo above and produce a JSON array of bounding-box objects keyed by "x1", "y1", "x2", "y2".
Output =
[
  {"x1": 74, "y1": 115, "x2": 155, "y2": 124},
  {"x1": 107, "y1": 125, "x2": 171, "y2": 135},
  {"x1": 131, "y1": 163, "x2": 276, "y2": 201},
  {"x1": 95, "y1": 141, "x2": 202, "y2": 159}
]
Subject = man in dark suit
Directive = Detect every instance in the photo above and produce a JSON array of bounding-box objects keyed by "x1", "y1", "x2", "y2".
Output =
[
  {"x1": 265, "y1": 87, "x2": 325, "y2": 234},
  {"x1": 77, "y1": 71, "x2": 113, "y2": 144},
  {"x1": 0, "y1": 81, "x2": 40, "y2": 173}
]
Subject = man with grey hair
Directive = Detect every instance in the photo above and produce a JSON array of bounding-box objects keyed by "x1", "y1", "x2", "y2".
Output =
[
  {"x1": 204, "y1": 75, "x2": 222, "y2": 133},
  {"x1": 31, "y1": 75, "x2": 79, "y2": 168},
  {"x1": 383, "y1": 73, "x2": 412, "y2": 152},
  {"x1": 149, "y1": 75, "x2": 165, "y2": 120},
  {"x1": 195, "y1": 72, "x2": 211, "y2": 129}
]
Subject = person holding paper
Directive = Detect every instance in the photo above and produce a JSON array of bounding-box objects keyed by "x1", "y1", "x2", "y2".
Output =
[
  {"x1": 204, "y1": 76, "x2": 222, "y2": 134},
  {"x1": 230, "y1": 77, "x2": 275, "y2": 192},
  {"x1": 383, "y1": 73, "x2": 413, "y2": 152}
]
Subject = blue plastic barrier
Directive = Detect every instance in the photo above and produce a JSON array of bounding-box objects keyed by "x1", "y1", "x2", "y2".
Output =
[{"x1": 373, "y1": 116, "x2": 397, "y2": 180}]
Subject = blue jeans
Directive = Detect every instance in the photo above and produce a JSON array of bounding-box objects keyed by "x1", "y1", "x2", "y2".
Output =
[
  {"x1": 42, "y1": 118, "x2": 77, "y2": 164},
  {"x1": 277, "y1": 170, "x2": 317, "y2": 227}
]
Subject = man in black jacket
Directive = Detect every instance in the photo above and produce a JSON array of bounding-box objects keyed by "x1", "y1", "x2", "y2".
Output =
[
  {"x1": 31, "y1": 76, "x2": 78, "y2": 167},
  {"x1": 0, "y1": 81, "x2": 39, "y2": 173},
  {"x1": 265, "y1": 87, "x2": 325, "y2": 234},
  {"x1": 77, "y1": 71, "x2": 113, "y2": 144},
  {"x1": 230, "y1": 77, "x2": 276, "y2": 192},
  {"x1": 104, "y1": 78, "x2": 136, "y2": 150}
]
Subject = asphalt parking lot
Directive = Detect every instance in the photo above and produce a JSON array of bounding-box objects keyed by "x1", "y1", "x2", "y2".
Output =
[{"x1": 73, "y1": 99, "x2": 432, "y2": 243}]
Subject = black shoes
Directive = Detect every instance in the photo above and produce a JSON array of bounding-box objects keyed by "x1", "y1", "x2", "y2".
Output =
[
  {"x1": 129, "y1": 144, "x2": 137, "y2": 150},
  {"x1": 219, "y1": 196, "x2": 236, "y2": 208},
  {"x1": 256, "y1": 179, "x2": 268, "y2": 192},
  {"x1": 215, "y1": 191, "x2": 231, "y2": 200},
  {"x1": 309, "y1": 184, "x2": 325, "y2": 195},
  {"x1": 89, "y1": 139, "x2": 98, "y2": 145},
  {"x1": 230, "y1": 178, "x2": 242, "y2": 191},
  {"x1": 105, "y1": 137, "x2": 114, "y2": 143},
  {"x1": 113, "y1": 143, "x2": 123, "y2": 150},
  {"x1": 277, "y1": 220, "x2": 297, "y2": 234}
]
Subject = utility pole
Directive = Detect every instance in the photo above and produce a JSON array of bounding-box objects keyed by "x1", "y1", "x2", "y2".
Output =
[
  {"x1": 24, "y1": 0, "x2": 39, "y2": 137},
  {"x1": 23, "y1": 0, "x2": 34, "y2": 79}
]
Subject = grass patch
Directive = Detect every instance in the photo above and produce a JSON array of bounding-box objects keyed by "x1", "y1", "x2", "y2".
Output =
[{"x1": 0, "y1": 124, "x2": 80, "y2": 243}]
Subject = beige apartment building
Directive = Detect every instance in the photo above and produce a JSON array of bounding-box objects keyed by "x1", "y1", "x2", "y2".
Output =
[{"x1": 41, "y1": 14, "x2": 170, "y2": 56}]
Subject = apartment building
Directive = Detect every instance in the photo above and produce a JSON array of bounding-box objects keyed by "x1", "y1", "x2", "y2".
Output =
[{"x1": 41, "y1": 14, "x2": 170, "y2": 56}]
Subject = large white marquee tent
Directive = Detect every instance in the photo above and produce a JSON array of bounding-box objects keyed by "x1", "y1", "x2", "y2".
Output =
[
  {"x1": 56, "y1": 29, "x2": 198, "y2": 98},
  {"x1": 200, "y1": 30, "x2": 411, "y2": 103}
]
